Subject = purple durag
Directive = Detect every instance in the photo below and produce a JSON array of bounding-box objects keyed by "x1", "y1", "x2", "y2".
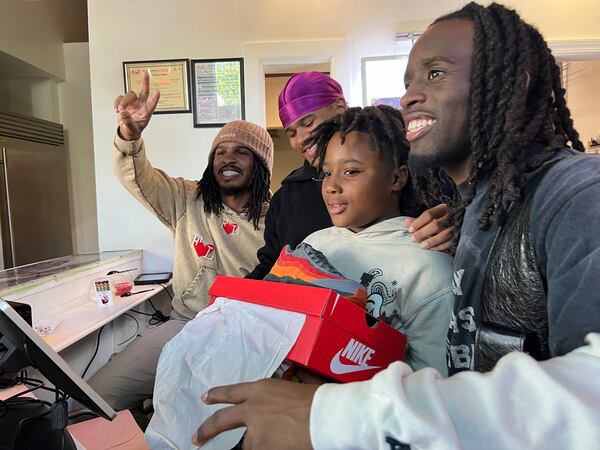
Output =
[{"x1": 278, "y1": 72, "x2": 344, "y2": 129}]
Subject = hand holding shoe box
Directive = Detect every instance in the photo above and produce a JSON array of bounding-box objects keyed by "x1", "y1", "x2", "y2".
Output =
[
  {"x1": 147, "y1": 244, "x2": 408, "y2": 449},
  {"x1": 208, "y1": 244, "x2": 408, "y2": 383}
]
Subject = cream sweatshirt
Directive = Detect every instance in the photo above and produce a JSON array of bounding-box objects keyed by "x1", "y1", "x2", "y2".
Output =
[{"x1": 113, "y1": 134, "x2": 267, "y2": 318}]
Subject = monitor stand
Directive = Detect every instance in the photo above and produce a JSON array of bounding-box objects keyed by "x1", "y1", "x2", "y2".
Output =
[{"x1": 0, "y1": 396, "x2": 76, "y2": 450}]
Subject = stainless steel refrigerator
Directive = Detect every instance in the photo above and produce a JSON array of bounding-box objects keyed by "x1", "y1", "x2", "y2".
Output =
[{"x1": 0, "y1": 113, "x2": 73, "y2": 269}]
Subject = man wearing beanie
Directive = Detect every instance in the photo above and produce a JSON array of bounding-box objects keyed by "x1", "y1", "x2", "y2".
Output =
[
  {"x1": 247, "y1": 71, "x2": 451, "y2": 280},
  {"x1": 87, "y1": 72, "x2": 273, "y2": 421}
]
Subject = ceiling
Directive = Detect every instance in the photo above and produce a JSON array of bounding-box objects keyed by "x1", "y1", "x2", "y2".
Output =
[
  {"x1": 22, "y1": 0, "x2": 88, "y2": 43},
  {"x1": 0, "y1": 0, "x2": 89, "y2": 79}
]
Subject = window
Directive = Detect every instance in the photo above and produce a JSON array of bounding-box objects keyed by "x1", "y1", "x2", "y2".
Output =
[
  {"x1": 361, "y1": 32, "x2": 421, "y2": 108},
  {"x1": 361, "y1": 56, "x2": 409, "y2": 108}
]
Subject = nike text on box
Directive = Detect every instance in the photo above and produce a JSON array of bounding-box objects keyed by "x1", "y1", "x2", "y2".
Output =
[{"x1": 208, "y1": 276, "x2": 407, "y2": 382}]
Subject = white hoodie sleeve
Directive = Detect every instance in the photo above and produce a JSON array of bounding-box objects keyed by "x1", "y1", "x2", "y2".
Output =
[{"x1": 310, "y1": 333, "x2": 600, "y2": 450}]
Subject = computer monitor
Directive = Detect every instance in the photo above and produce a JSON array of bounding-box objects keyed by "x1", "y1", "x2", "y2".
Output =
[{"x1": 0, "y1": 298, "x2": 115, "y2": 420}]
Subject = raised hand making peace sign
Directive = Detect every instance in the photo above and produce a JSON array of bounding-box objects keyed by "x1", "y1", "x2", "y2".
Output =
[{"x1": 114, "y1": 70, "x2": 161, "y2": 141}]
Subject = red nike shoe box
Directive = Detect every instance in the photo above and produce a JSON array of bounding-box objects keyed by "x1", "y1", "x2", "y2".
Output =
[{"x1": 208, "y1": 276, "x2": 407, "y2": 383}]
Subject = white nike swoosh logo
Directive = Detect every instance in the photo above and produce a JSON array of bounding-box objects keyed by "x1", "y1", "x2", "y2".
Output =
[{"x1": 329, "y1": 349, "x2": 382, "y2": 375}]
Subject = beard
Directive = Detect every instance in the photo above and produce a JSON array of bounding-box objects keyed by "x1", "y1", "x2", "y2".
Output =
[
  {"x1": 215, "y1": 163, "x2": 253, "y2": 197},
  {"x1": 407, "y1": 152, "x2": 440, "y2": 178},
  {"x1": 219, "y1": 184, "x2": 251, "y2": 196},
  {"x1": 408, "y1": 131, "x2": 471, "y2": 180}
]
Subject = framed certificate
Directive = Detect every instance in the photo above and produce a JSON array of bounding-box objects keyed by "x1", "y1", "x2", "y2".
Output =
[
  {"x1": 123, "y1": 59, "x2": 191, "y2": 114},
  {"x1": 191, "y1": 58, "x2": 245, "y2": 127}
]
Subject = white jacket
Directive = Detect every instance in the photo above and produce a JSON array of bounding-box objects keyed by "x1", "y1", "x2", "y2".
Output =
[
  {"x1": 311, "y1": 332, "x2": 600, "y2": 449},
  {"x1": 304, "y1": 217, "x2": 454, "y2": 375}
]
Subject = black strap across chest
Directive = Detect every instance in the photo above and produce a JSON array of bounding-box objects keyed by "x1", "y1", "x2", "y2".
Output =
[{"x1": 475, "y1": 161, "x2": 559, "y2": 372}]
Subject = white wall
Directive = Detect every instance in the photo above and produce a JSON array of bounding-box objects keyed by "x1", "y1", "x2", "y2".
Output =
[
  {"x1": 58, "y1": 43, "x2": 99, "y2": 254},
  {"x1": 88, "y1": 0, "x2": 600, "y2": 271}
]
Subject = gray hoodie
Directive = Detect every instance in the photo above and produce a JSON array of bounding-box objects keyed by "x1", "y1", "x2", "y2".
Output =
[{"x1": 304, "y1": 216, "x2": 454, "y2": 375}]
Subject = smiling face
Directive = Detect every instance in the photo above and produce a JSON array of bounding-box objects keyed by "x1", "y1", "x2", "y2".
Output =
[
  {"x1": 284, "y1": 99, "x2": 346, "y2": 164},
  {"x1": 321, "y1": 131, "x2": 407, "y2": 233},
  {"x1": 401, "y1": 19, "x2": 474, "y2": 184},
  {"x1": 211, "y1": 142, "x2": 255, "y2": 195}
]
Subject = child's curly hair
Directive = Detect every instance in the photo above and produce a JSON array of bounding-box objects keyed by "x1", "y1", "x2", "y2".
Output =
[{"x1": 311, "y1": 104, "x2": 424, "y2": 216}]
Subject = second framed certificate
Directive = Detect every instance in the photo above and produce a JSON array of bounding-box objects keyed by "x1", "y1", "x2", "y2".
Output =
[
  {"x1": 191, "y1": 58, "x2": 245, "y2": 128},
  {"x1": 123, "y1": 59, "x2": 191, "y2": 114}
]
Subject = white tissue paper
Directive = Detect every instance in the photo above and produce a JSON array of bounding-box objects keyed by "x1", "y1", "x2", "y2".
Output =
[{"x1": 145, "y1": 297, "x2": 306, "y2": 450}]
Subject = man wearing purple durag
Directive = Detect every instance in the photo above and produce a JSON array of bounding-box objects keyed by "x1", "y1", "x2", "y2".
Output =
[
  {"x1": 247, "y1": 71, "x2": 452, "y2": 280},
  {"x1": 247, "y1": 71, "x2": 345, "y2": 279}
]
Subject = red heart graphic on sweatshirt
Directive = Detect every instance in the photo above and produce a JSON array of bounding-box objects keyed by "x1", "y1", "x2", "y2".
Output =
[
  {"x1": 222, "y1": 220, "x2": 239, "y2": 235},
  {"x1": 192, "y1": 235, "x2": 215, "y2": 259}
]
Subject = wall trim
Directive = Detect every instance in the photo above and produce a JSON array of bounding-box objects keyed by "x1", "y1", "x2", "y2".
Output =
[
  {"x1": 243, "y1": 39, "x2": 351, "y2": 125},
  {"x1": 549, "y1": 39, "x2": 600, "y2": 60}
]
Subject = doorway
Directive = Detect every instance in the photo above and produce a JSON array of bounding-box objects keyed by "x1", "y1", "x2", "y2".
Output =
[
  {"x1": 551, "y1": 40, "x2": 600, "y2": 153},
  {"x1": 559, "y1": 59, "x2": 600, "y2": 153}
]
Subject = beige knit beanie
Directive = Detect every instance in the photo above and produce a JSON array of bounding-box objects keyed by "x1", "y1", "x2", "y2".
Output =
[{"x1": 210, "y1": 120, "x2": 274, "y2": 176}]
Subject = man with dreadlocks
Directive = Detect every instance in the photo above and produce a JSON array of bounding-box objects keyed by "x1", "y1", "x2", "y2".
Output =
[
  {"x1": 403, "y1": 2, "x2": 599, "y2": 375},
  {"x1": 190, "y1": 3, "x2": 600, "y2": 449},
  {"x1": 87, "y1": 71, "x2": 273, "y2": 419}
]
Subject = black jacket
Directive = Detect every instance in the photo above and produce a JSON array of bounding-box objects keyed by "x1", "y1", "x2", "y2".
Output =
[{"x1": 246, "y1": 161, "x2": 332, "y2": 279}]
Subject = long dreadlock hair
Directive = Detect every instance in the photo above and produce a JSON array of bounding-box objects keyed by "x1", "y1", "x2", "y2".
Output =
[
  {"x1": 196, "y1": 152, "x2": 271, "y2": 230},
  {"x1": 412, "y1": 2, "x2": 584, "y2": 241},
  {"x1": 311, "y1": 104, "x2": 424, "y2": 216}
]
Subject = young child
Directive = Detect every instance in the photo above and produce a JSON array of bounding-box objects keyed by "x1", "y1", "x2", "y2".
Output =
[{"x1": 304, "y1": 105, "x2": 454, "y2": 375}]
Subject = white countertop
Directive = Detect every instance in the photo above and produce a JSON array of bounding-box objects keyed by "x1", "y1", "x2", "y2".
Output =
[
  {"x1": 42, "y1": 281, "x2": 171, "y2": 352},
  {"x1": 0, "y1": 250, "x2": 142, "y2": 296}
]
